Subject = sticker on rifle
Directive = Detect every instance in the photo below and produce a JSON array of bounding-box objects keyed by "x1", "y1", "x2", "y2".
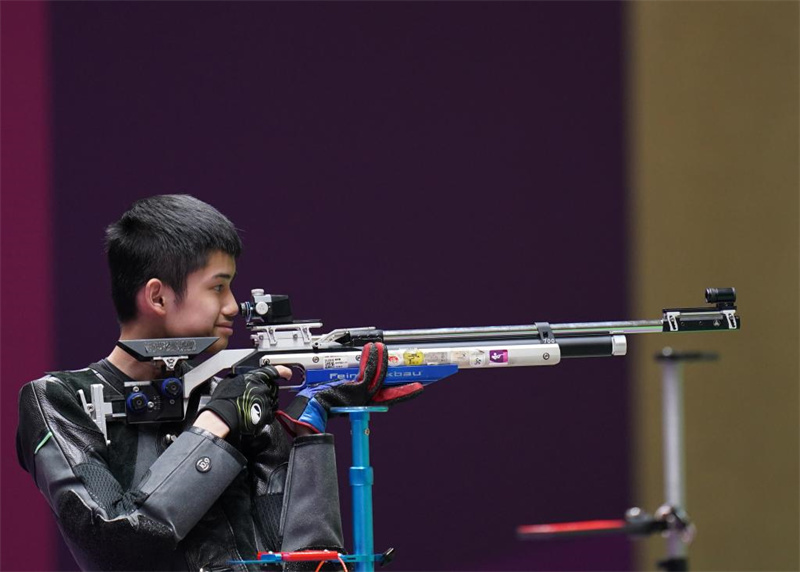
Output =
[
  {"x1": 489, "y1": 349, "x2": 509, "y2": 364},
  {"x1": 423, "y1": 351, "x2": 449, "y2": 365},
  {"x1": 323, "y1": 355, "x2": 349, "y2": 369},
  {"x1": 451, "y1": 350, "x2": 470, "y2": 365},
  {"x1": 403, "y1": 349, "x2": 424, "y2": 366},
  {"x1": 469, "y1": 350, "x2": 487, "y2": 367},
  {"x1": 388, "y1": 353, "x2": 402, "y2": 366}
]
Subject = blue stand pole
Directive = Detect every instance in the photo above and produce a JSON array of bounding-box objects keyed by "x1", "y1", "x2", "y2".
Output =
[{"x1": 331, "y1": 406, "x2": 388, "y2": 572}]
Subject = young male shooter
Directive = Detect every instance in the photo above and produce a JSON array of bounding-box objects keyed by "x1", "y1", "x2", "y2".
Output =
[{"x1": 16, "y1": 195, "x2": 421, "y2": 571}]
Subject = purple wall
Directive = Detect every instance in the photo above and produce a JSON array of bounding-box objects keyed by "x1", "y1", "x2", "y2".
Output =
[{"x1": 13, "y1": 2, "x2": 630, "y2": 570}]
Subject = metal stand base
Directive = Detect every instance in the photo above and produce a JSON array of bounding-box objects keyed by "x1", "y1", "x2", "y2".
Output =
[
  {"x1": 331, "y1": 406, "x2": 390, "y2": 572},
  {"x1": 516, "y1": 347, "x2": 718, "y2": 571},
  {"x1": 658, "y1": 557, "x2": 689, "y2": 571}
]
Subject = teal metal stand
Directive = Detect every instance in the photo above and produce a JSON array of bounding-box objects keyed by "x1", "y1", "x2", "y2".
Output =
[{"x1": 331, "y1": 406, "x2": 388, "y2": 572}]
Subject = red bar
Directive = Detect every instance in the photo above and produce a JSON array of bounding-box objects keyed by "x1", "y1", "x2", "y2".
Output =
[
  {"x1": 258, "y1": 550, "x2": 340, "y2": 562},
  {"x1": 518, "y1": 519, "x2": 627, "y2": 535}
]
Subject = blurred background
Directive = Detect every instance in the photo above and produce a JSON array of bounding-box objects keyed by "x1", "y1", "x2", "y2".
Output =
[{"x1": 1, "y1": 2, "x2": 797, "y2": 571}]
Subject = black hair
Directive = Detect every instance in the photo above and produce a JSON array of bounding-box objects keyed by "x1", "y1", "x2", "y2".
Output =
[{"x1": 105, "y1": 194, "x2": 243, "y2": 323}]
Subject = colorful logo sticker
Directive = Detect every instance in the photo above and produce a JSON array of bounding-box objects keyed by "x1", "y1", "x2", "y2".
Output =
[
  {"x1": 403, "y1": 349, "x2": 425, "y2": 366},
  {"x1": 489, "y1": 350, "x2": 508, "y2": 363},
  {"x1": 388, "y1": 354, "x2": 401, "y2": 366}
]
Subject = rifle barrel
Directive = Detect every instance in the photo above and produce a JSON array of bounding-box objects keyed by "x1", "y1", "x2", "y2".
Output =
[{"x1": 383, "y1": 320, "x2": 663, "y2": 343}]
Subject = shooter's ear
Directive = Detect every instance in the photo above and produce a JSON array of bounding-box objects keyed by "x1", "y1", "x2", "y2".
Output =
[{"x1": 140, "y1": 278, "x2": 170, "y2": 317}]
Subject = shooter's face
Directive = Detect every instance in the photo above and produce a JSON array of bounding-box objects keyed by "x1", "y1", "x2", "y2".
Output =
[{"x1": 162, "y1": 250, "x2": 238, "y2": 354}]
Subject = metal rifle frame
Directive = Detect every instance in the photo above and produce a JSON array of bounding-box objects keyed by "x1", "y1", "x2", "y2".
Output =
[
  {"x1": 517, "y1": 347, "x2": 719, "y2": 572},
  {"x1": 649, "y1": 347, "x2": 717, "y2": 571}
]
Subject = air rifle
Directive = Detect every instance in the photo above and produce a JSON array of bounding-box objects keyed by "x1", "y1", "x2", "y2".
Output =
[{"x1": 96, "y1": 287, "x2": 739, "y2": 432}]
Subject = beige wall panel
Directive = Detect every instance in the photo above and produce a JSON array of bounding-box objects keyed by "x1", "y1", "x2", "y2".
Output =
[{"x1": 629, "y1": 2, "x2": 798, "y2": 571}]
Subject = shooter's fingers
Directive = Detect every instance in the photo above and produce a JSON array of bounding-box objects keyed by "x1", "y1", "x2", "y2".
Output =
[{"x1": 275, "y1": 365, "x2": 293, "y2": 380}]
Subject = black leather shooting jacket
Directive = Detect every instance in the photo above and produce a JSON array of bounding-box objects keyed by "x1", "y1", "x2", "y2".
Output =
[{"x1": 16, "y1": 361, "x2": 343, "y2": 571}]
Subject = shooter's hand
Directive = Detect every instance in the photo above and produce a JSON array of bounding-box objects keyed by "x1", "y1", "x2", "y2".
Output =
[
  {"x1": 277, "y1": 342, "x2": 423, "y2": 435},
  {"x1": 197, "y1": 366, "x2": 284, "y2": 439}
]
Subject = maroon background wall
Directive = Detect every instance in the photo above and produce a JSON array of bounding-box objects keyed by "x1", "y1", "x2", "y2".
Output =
[
  {"x1": 1, "y1": 2, "x2": 55, "y2": 571},
  {"x1": 3, "y1": 3, "x2": 629, "y2": 570}
]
